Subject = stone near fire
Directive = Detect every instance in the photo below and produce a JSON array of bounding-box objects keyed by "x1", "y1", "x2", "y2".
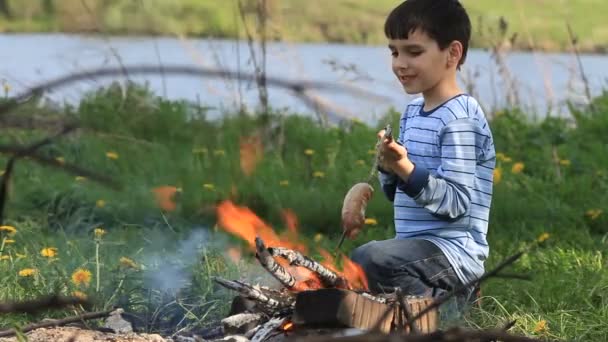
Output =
[
  {"x1": 222, "y1": 313, "x2": 266, "y2": 335},
  {"x1": 103, "y1": 309, "x2": 133, "y2": 334}
]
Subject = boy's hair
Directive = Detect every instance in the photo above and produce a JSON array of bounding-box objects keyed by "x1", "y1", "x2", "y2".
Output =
[{"x1": 384, "y1": 0, "x2": 471, "y2": 66}]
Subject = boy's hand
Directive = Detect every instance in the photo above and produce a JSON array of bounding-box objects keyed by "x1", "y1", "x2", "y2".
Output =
[
  {"x1": 377, "y1": 129, "x2": 415, "y2": 179},
  {"x1": 377, "y1": 129, "x2": 407, "y2": 163}
]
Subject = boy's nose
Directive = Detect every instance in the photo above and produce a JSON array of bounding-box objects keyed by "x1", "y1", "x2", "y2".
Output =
[{"x1": 393, "y1": 56, "x2": 409, "y2": 70}]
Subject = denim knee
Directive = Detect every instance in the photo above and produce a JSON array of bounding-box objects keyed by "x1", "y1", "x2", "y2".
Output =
[{"x1": 350, "y1": 241, "x2": 375, "y2": 268}]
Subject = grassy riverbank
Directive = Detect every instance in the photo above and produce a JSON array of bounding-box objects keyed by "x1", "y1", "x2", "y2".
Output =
[{"x1": 0, "y1": 0, "x2": 605, "y2": 53}]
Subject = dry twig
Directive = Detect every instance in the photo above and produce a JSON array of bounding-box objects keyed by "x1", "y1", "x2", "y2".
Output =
[{"x1": 0, "y1": 309, "x2": 114, "y2": 337}]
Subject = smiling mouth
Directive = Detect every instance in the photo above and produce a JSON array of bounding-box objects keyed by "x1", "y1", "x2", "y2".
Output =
[{"x1": 399, "y1": 75, "x2": 416, "y2": 83}]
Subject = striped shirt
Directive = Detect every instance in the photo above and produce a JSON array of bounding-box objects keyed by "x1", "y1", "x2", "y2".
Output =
[{"x1": 378, "y1": 94, "x2": 496, "y2": 286}]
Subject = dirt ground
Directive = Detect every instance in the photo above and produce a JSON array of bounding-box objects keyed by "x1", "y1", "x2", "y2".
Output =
[{"x1": 0, "y1": 327, "x2": 167, "y2": 342}]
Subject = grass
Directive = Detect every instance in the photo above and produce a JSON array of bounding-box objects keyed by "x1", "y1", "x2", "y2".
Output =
[
  {"x1": 0, "y1": 82, "x2": 606, "y2": 340},
  {"x1": 0, "y1": 0, "x2": 605, "y2": 52}
]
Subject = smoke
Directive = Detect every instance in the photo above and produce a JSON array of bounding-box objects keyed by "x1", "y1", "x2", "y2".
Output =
[
  {"x1": 140, "y1": 225, "x2": 283, "y2": 296},
  {"x1": 142, "y1": 227, "x2": 212, "y2": 293}
]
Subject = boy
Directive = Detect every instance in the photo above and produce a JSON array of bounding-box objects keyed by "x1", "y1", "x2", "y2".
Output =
[{"x1": 351, "y1": 0, "x2": 496, "y2": 310}]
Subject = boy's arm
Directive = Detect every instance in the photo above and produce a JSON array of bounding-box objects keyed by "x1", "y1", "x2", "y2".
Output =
[{"x1": 393, "y1": 118, "x2": 487, "y2": 219}]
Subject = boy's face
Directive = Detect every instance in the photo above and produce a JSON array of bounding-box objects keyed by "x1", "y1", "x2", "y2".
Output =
[{"x1": 388, "y1": 29, "x2": 453, "y2": 95}]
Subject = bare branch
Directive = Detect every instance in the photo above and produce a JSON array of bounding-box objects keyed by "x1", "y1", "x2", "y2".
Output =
[
  {"x1": 0, "y1": 65, "x2": 390, "y2": 124},
  {"x1": 0, "y1": 295, "x2": 88, "y2": 314},
  {"x1": 0, "y1": 309, "x2": 114, "y2": 338}
]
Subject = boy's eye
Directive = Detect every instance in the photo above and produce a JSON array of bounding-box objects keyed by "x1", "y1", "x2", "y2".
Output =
[
  {"x1": 408, "y1": 51, "x2": 423, "y2": 57},
  {"x1": 391, "y1": 51, "x2": 398, "y2": 57}
]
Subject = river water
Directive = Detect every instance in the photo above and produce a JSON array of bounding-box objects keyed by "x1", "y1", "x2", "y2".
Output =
[{"x1": 2, "y1": 33, "x2": 607, "y2": 124}]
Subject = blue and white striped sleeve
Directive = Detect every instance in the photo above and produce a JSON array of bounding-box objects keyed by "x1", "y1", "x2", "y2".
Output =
[{"x1": 398, "y1": 118, "x2": 484, "y2": 219}]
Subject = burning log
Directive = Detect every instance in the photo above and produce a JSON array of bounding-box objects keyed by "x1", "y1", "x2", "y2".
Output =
[
  {"x1": 213, "y1": 277, "x2": 293, "y2": 311},
  {"x1": 268, "y1": 247, "x2": 346, "y2": 288},
  {"x1": 251, "y1": 317, "x2": 286, "y2": 342},
  {"x1": 255, "y1": 237, "x2": 299, "y2": 290}
]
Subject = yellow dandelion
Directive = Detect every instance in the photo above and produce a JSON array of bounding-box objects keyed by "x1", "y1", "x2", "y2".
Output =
[
  {"x1": 55, "y1": 157, "x2": 65, "y2": 164},
  {"x1": 537, "y1": 233, "x2": 550, "y2": 243},
  {"x1": 0, "y1": 255, "x2": 9, "y2": 260},
  {"x1": 533, "y1": 319, "x2": 548, "y2": 334},
  {"x1": 4, "y1": 239, "x2": 15, "y2": 244},
  {"x1": 72, "y1": 291, "x2": 88, "y2": 300},
  {"x1": 585, "y1": 209, "x2": 603, "y2": 221},
  {"x1": 313, "y1": 233, "x2": 323, "y2": 243},
  {"x1": 18, "y1": 268, "x2": 37, "y2": 277},
  {"x1": 40, "y1": 247, "x2": 58, "y2": 258},
  {"x1": 119, "y1": 257, "x2": 139, "y2": 269},
  {"x1": 511, "y1": 162, "x2": 525, "y2": 174},
  {"x1": 213, "y1": 149, "x2": 225, "y2": 156},
  {"x1": 203, "y1": 183, "x2": 215, "y2": 191},
  {"x1": 75, "y1": 176, "x2": 87, "y2": 181},
  {"x1": 304, "y1": 149, "x2": 315, "y2": 156},
  {"x1": 94, "y1": 228, "x2": 106, "y2": 238},
  {"x1": 364, "y1": 218, "x2": 378, "y2": 225},
  {"x1": 313, "y1": 171, "x2": 325, "y2": 178},
  {"x1": 279, "y1": 180, "x2": 289, "y2": 186},
  {"x1": 96, "y1": 199, "x2": 106, "y2": 208},
  {"x1": 0, "y1": 225, "x2": 17, "y2": 235},
  {"x1": 493, "y1": 167, "x2": 502, "y2": 184},
  {"x1": 192, "y1": 147, "x2": 208, "y2": 154},
  {"x1": 496, "y1": 152, "x2": 514, "y2": 163},
  {"x1": 106, "y1": 151, "x2": 119, "y2": 160},
  {"x1": 355, "y1": 160, "x2": 365, "y2": 166},
  {"x1": 71, "y1": 268, "x2": 92, "y2": 287},
  {"x1": 559, "y1": 159, "x2": 571, "y2": 166}
]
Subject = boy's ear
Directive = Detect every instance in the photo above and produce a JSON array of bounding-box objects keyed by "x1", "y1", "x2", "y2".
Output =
[{"x1": 447, "y1": 40, "x2": 463, "y2": 67}]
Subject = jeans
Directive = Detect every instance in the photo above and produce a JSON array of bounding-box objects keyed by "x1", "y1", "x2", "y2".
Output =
[{"x1": 351, "y1": 238, "x2": 477, "y2": 321}]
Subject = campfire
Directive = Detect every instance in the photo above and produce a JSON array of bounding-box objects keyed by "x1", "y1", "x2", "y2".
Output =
[{"x1": 210, "y1": 200, "x2": 437, "y2": 341}]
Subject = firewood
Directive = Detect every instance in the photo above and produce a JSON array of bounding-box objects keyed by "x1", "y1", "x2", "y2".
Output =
[
  {"x1": 268, "y1": 247, "x2": 346, "y2": 288},
  {"x1": 213, "y1": 277, "x2": 293, "y2": 311},
  {"x1": 251, "y1": 317, "x2": 286, "y2": 342},
  {"x1": 255, "y1": 237, "x2": 298, "y2": 290}
]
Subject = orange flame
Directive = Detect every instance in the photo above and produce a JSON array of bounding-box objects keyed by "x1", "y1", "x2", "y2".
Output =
[
  {"x1": 216, "y1": 200, "x2": 367, "y2": 291},
  {"x1": 282, "y1": 321, "x2": 294, "y2": 331},
  {"x1": 226, "y1": 247, "x2": 242, "y2": 264},
  {"x1": 320, "y1": 249, "x2": 368, "y2": 291},
  {"x1": 282, "y1": 209, "x2": 298, "y2": 238},
  {"x1": 216, "y1": 200, "x2": 306, "y2": 252},
  {"x1": 152, "y1": 186, "x2": 179, "y2": 212},
  {"x1": 239, "y1": 135, "x2": 263, "y2": 177}
]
